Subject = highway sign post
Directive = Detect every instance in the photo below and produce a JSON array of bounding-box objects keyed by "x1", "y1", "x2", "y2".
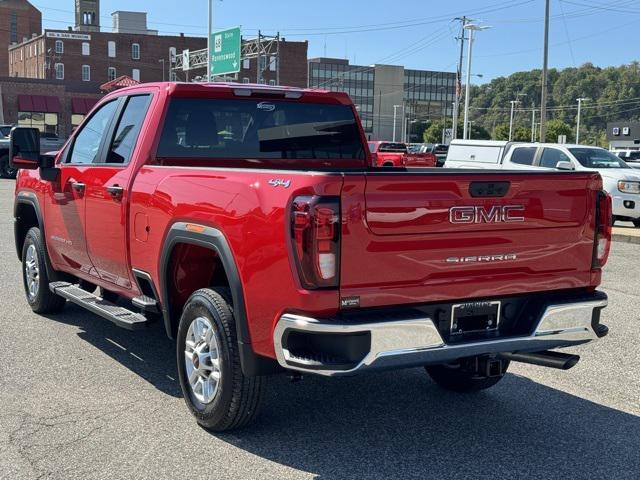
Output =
[{"x1": 209, "y1": 27, "x2": 241, "y2": 78}]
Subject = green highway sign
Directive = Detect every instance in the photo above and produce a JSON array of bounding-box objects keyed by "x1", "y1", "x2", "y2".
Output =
[{"x1": 210, "y1": 27, "x2": 241, "y2": 77}]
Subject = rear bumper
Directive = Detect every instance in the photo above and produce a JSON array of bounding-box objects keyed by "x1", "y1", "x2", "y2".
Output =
[{"x1": 273, "y1": 294, "x2": 608, "y2": 376}]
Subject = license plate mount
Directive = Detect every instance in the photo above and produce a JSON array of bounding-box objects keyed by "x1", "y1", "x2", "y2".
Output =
[{"x1": 450, "y1": 301, "x2": 501, "y2": 335}]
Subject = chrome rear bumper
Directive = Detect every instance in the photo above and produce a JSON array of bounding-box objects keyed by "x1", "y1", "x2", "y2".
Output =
[{"x1": 273, "y1": 297, "x2": 608, "y2": 376}]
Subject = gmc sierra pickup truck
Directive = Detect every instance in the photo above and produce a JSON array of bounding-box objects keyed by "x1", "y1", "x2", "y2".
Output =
[
  {"x1": 11, "y1": 83, "x2": 611, "y2": 432},
  {"x1": 367, "y1": 141, "x2": 438, "y2": 167}
]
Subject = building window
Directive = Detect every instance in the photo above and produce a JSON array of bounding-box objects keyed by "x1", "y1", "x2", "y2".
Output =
[
  {"x1": 72, "y1": 114, "x2": 85, "y2": 130},
  {"x1": 108, "y1": 41, "x2": 116, "y2": 58},
  {"x1": 243, "y1": 58, "x2": 250, "y2": 70},
  {"x1": 18, "y1": 112, "x2": 59, "y2": 135},
  {"x1": 169, "y1": 47, "x2": 176, "y2": 64},
  {"x1": 169, "y1": 71, "x2": 177, "y2": 81},
  {"x1": 242, "y1": 77, "x2": 250, "y2": 84},
  {"x1": 10, "y1": 12, "x2": 17, "y2": 44},
  {"x1": 268, "y1": 79, "x2": 276, "y2": 86},
  {"x1": 55, "y1": 63, "x2": 64, "y2": 80},
  {"x1": 108, "y1": 67, "x2": 116, "y2": 81},
  {"x1": 269, "y1": 56, "x2": 277, "y2": 72},
  {"x1": 132, "y1": 43, "x2": 140, "y2": 60},
  {"x1": 132, "y1": 69, "x2": 140, "y2": 81},
  {"x1": 55, "y1": 40, "x2": 63, "y2": 54},
  {"x1": 82, "y1": 65, "x2": 90, "y2": 81},
  {"x1": 82, "y1": 42, "x2": 90, "y2": 55}
]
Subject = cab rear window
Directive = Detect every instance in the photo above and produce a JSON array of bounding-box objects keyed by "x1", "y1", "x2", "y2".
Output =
[{"x1": 156, "y1": 98, "x2": 365, "y2": 164}]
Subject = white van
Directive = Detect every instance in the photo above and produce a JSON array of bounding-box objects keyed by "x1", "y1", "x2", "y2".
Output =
[{"x1": 444, "y1": 140, "x2": 640, "y2": 226}]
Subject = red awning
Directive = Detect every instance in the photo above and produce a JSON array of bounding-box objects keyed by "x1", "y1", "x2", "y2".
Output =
[
  {"x1": 18, "y1": 95, "x2": 61, "y2": 113},
  {"x1": 71, "y1": 97, "x2": 100, "y2": 115},
  {"x1": 100, "y1": 75, "x2": 140, "y2": 93}
]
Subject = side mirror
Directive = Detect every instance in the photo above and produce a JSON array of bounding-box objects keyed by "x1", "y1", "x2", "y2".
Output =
[
  {"x1": 556, "y1": 161, "x2": 575, "y2": 171},
  {"x1": 10, "y1": 127, "x2": 41, "y2": 170}
]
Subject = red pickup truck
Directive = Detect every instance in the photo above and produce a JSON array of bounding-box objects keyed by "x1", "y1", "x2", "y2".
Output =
[
  {"x1": 11, "y1": 83, "x2": 610, "y2": 432},
  {"x1": 368, "y1": 141, "x2": 438, "y2": 167}
]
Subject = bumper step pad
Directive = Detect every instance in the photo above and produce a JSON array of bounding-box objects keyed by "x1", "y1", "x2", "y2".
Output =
[{"x1": 50, "y1": 282, "x2": 151, "y2": 330}]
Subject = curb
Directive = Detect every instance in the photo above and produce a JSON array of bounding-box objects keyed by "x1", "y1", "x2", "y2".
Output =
[{"x1": 612, "y1": 233, "x2": 640, "y2": 245}]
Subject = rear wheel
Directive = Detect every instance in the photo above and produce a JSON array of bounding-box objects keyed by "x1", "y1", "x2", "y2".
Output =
[
  {"x1": 0, "y1": 154, "x2": 16, "y2": 179},
  {"x1": 425, "y1": 358, "x2": 509, "y2": 393},
  {"x1": 22, "y1": 227, "x2": 66, "y2": 314},
  {"x1": 177, "y1": 288, "x2": 265, "y2": 432}
]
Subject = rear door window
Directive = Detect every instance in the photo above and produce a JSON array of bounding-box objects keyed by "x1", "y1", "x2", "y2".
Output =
[
  {"x1": 105, "y1": 95, "x2": 152, "y2": 165},
  {"x1": 510, "y1": 147, "x2": 537, "y2": 166},
  {"x1": 539, "y1": 148, "x2": 570, "y2": 168},
  {"x1": 156, "y1": 98, "x2": 365, "y2": 166}
]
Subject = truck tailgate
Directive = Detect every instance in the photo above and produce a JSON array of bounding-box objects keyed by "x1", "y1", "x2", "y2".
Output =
[{"x1": 340, "y1": 171, "x2": 602, "y2": 308}]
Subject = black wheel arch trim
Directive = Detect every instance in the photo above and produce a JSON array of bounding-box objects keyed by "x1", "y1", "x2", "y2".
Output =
[
  {"x1": 159, "y1": 222, "x2": 280, "y2": 376},
  {"x1": 14, "y1": 192, "x2": 58, "y2": 281}
]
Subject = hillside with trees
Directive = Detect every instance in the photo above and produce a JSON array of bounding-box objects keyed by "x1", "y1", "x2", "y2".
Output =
[{"x1": 423, "y1": 62, "x2": 640, "y2": 146}]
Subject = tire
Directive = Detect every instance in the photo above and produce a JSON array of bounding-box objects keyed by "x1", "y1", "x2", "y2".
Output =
[
  {"x1": 22, "y1": 227, "x2": 66, "y2": 314},
  {"x1": 0, "y1": 154, "x2": 17, "y2": 179},
  {"x1": 425, "y1": 359, "x2": 510, "y2": 393},
  {"x1": 177, "y1": 288, "x2": 265, "y2": 432},
  {"x1": 633, "y1": 219, "x2": 640, "y2": 228}
]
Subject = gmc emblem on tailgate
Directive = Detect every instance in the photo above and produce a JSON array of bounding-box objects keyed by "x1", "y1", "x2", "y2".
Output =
[{"x1": 449, "y1": 205, "x2": 525, "y2": 224}]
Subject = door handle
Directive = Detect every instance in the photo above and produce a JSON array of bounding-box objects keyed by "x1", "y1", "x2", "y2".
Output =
[
  {"x1": 71, "y1": 182, "x2": 85, "y2": 192},
  {"x1": 106, "y1": 185, "x2": 124, "y2": 197}
]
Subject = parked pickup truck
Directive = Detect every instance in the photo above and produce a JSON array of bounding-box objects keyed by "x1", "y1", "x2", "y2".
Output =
[
  {"x1": 11, "y1": 83, "x2": 611, "y2": 432},
  {"x1": 445, "y1": 140, "x2": 640, "y2": 227},
  {"x1": 368, "y1": 140, "x2": 438, "y2": 167}
]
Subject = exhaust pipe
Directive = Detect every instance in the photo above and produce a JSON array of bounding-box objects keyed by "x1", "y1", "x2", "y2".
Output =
[{"x1": 497, "y1": 350, "x2": 580, "y2": 370}]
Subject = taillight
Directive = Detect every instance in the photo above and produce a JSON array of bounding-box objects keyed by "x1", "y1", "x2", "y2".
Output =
[
  {"x1": 593, "y1": 191, "x2": 612, "y2": 269},
  {"x1": 291, "y1": 196, "x2": 340, "y2": 289}
]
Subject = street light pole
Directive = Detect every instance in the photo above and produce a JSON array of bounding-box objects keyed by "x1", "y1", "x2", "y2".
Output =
[
  {"x1": 509, "y1": 100, "x2": 518, "y2": 141},
  {"x1": 453, "y1": 16, "x2": 469, "y2": 140},
  {"x1": 393, "y1": 104, "x2": 401, "y2": 142},
  {"x1": 539, "y1": 0, "x2": 550, "y2": 142},
  {"x1": 462, "y1": 24, "x2": 490, "y2": 140},
  {"x1": 207, "y1": 0, "x2": 213, "y2": 82},
  {"x1": 531, "y1": 107, "x2": 536, "y2": 142},
  {"x1": 576, "y1": 97, "x2": 589, "y2": 144},
  {"x1": 509, "y1": 93, "x2": 526, "y2": 141}
]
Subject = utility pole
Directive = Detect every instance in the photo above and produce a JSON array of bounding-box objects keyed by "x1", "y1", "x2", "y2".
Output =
[
  {"x1": 453, "y1": 16, "x2": 468, "y2": 140},
  {"x1": 576, "y1": 97, "x2": 589, "y2": 144},
  {"x1": 539, "y1": 0, "x2": 550, "y2": 142},
  {"x1": 393, "y1": 104, "x2": 401, "y2": 142},
  {"x1": 207, "y1": 0, "x2": 212, "y2": 82},
  {"x1": 531, "y1": 107, "x2": 536, "y2": 142}
]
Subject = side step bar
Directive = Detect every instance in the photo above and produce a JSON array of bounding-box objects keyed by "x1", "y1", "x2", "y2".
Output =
[
  {"x1": 497, "y1": 350, "x2": 580, "y2": 370},
  {"x1": 50, "y1": 282, "x2": 151, "y2": 330}
]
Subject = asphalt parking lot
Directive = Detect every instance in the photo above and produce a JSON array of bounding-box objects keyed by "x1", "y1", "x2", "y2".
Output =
[{"x1": 0, "y1": 178, "x2": 638, "y2": 480}]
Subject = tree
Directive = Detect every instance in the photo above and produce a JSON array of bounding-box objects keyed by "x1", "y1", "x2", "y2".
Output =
[
  {"x1": 423, "y1": 120, "x2": 490, "y2": 143},
  {"x1": 493, "y1": 123, "x2": 510, "y2": 140},
  {"x1": 545, "y1": 119, "x2": 573, "y2": 143}
]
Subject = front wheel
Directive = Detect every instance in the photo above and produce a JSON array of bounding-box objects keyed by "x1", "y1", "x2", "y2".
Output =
[
  {"x1": 22, "y1": 227, "x2": 66, "y2": 314},
  {"x1": 425, "y1": 358, "x2": 509, "y2": 393},
  {"x1": 177, "y1": 288, "x2": 265, "y2": 432},
  {"x1": 0, "y1": 154, "x2": 16, "y2": 179}
]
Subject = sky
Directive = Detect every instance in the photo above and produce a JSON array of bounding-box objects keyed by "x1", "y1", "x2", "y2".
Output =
[{"x1": 36, "y1": 0, "x2": 640, "y2": 82}]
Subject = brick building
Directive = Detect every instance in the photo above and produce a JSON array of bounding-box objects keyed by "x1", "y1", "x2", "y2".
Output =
[
  {"x1": 9, "y1": 28, "x2": 208, "y2": 84},
  {"x1": 0, "y1": 0, "x2": 42, "y2": 75},
  {"x1": 0, "y1": 76, "x2": 102, "y2": 137}
]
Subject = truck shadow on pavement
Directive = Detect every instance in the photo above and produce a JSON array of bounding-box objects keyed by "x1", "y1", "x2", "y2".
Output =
[
  {"x1": 45, "y1": 303, "x2": 182, "y2": 398},
  {"x1": 47, "y1": 304, "x2": 640, "y2": 480},
  {"x1": 220, "y1": 369, "x2": 640, "y2": 479}
]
